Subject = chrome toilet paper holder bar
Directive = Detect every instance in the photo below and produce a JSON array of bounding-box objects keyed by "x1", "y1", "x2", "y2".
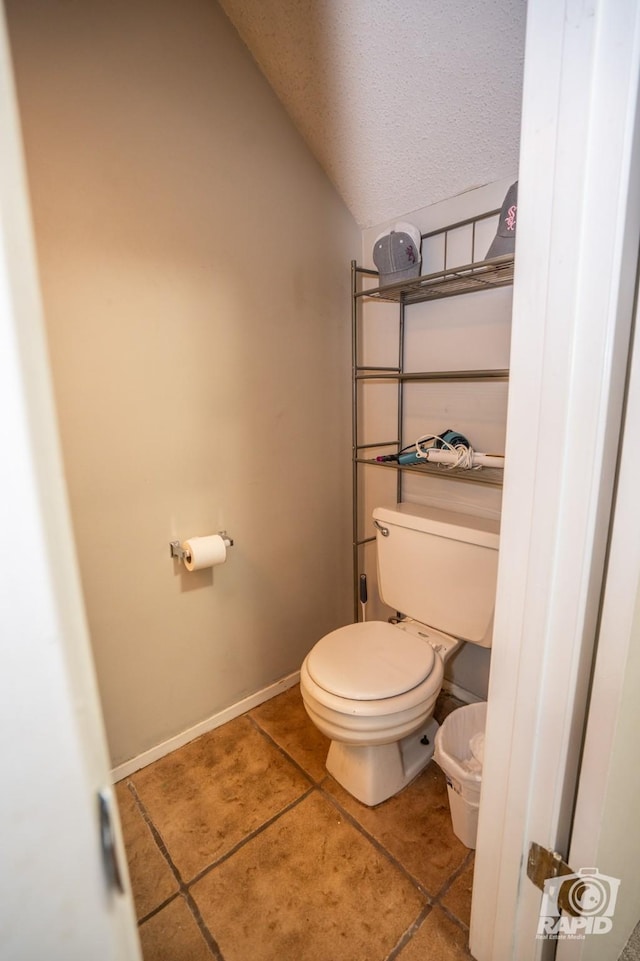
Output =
[{"x1": 169, "y1": 531, "x2": 234, "y2": 564}]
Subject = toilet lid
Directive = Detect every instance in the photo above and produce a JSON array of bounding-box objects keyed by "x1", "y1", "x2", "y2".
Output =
[{"x1": 306, "y1": 622, "x2": 436, "y2": 700}]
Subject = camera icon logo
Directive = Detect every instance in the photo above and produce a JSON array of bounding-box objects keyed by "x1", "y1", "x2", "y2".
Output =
[{"x1": 537, "y1": 868, "x2": 621, "y2": 939}]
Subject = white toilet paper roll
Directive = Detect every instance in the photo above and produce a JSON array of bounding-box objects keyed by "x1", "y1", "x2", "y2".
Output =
[{"x1": 182, "y1": 534, "x2": 227, "y2": 572}]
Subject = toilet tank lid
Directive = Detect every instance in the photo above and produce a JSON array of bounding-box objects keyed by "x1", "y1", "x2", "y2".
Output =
[{"x1": 373, "y1": 503, "x2": 500, "y2": 549}]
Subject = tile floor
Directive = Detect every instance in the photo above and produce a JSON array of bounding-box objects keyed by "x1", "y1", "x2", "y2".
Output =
[{"x1": 116, "y1": 685, "x2": 476, "y2": 961}]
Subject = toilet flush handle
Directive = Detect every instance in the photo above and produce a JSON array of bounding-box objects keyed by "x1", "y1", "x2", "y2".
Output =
[{"x1": 373, "y1": 519, "x2": 389, "y2": 537}]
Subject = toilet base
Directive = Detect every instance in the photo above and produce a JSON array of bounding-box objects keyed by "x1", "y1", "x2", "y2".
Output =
[{"x1": 325, "y1": 715, "x2": 439, "y2": 806}]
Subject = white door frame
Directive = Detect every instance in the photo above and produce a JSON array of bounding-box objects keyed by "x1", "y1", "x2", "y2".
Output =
[
  {"x1": 470, "y1": 2, "x2": 640, "y2": 959},
  {"x1": 0, "y1": 6, "x2": 141, "y2": 957},
  {"x1": 557, "y1": 202, "x2": 640, "y2": 961}
]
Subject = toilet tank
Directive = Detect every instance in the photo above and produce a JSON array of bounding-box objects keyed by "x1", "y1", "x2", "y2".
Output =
[{"x1": 373, "y1": 503, "x2": 500, "y2": 647}]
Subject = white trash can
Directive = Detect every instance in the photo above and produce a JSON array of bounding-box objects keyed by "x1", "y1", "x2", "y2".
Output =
[{"x1": 434, "y1": 702, "x2": 487, "y2": 849}]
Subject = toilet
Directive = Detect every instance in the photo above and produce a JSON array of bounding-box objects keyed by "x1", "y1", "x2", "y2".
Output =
[{"x1": 300, "y1": 502, "x2": 500, "y2": 806}]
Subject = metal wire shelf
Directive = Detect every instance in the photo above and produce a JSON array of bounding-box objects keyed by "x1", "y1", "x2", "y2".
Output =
[
  {"x1": 354, "y1": 368, "x2": 509, "y2": 382},
  {"x1": 350, "y1": 207, "x2": 514, "y2": 618},
  {"x1": 356, "y1": 254, "x2": 514, "y2": 305},
  {"x1": 355, "y1": 456, "x2": 505, "y2": 488}
]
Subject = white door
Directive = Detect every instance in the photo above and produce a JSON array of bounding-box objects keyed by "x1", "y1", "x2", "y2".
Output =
[
  {"x1": 0, "y1": 8, "x2": 141, "y2": 959},
  {"x1": 554, "y1": 209, "x2": 640, "y2": 960},
  {"x1": 470, "y1": 1, "x2": 640, "y2": 959}
]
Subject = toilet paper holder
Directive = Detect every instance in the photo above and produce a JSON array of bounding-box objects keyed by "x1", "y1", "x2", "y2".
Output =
[{"x1": 170, "y1": 531, "x2": 234, "y2": 564}]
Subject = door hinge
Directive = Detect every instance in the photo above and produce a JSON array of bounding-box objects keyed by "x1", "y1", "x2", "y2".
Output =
[
  {"x1": 527, "y1": 841, "x2": 581, "y2": 917},
  {"x1": 98, "y1": 787, "x2": 125, "y2": 894}
]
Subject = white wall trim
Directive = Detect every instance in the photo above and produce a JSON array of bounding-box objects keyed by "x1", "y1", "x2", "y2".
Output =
[
  {"x1": 441, "y1": 679, "x2": 484, "y2": 705},
  {"x1": 112, "y1": 672, "x2": 301, "y2": 782},
  {"x1": 470, "y1": 2, "x2": 640, "y2": 959}
]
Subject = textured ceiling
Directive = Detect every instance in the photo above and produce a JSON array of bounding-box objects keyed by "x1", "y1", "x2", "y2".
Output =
[{"x1": 218, "y1": 0, "x2": 527, "y2": 228}]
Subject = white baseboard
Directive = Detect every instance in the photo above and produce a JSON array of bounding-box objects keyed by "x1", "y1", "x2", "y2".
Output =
[
  {"x1": 441, "y1": 678, "x2": 485, "y2": 704},
  {"x1": 111, "y1": 671, "x2": 300, "y2": 782},
  {"x1": 112, "y1": 671, "x2": 481, "y2": 782}
]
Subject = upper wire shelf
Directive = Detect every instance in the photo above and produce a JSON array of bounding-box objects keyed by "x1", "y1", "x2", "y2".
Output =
[
  {"x1": 355, "y1": 208, "x2": 514, "y2": 305},
  {"x1": 357, "y1": 255, "x2": 514, "y2": 305}
]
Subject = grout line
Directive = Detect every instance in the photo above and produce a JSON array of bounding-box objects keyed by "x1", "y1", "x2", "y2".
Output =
[
  {"x1": 387, "y1": 900, "x2": 475, "y2": 961},
  {"x1": 438, "y1": 900, "x2": 473, "y2": 937},
  {"x1": 430, "y1": 849, "x2": 476, "y2": 947},
  {"x1": 318, "y1": 784, "x2": 433, "y2": 902},
  {"x1": 317, "y1": 781, "x2": 477, "y2": 948},
  {"x1": 181, "y1": 890, "x2": 226, "y2": 961},
  {"x1": 246, "y1": 710, "x2": 341, "y2": 797},
  {"x1": 384, "y1": 902, "x2": 434, "y2": 961},
  {"x1": 126, "y1": 781, "x2": 185, "y2": 887},
  {"x1": 137, "y1": 891, "x2": 181, "y2": 926},
  {"x1": 431, "y1": 847, "x2": 475, "y2": 911},
  {"x1": 435, "y1": 909, "x2": 477, "y2": 960},
  {"x1": 382, "y1": 852, "x2": 476, "y2": 961},
  {"x1": 126, "y1": 782, "x2": 225, "y2": 961},
  {"x1": 186, "y1": 786, "x2": 315, "y2": 887},
  {"x1": 245, "y1": 712, "x2": 322, "y2": 787}
]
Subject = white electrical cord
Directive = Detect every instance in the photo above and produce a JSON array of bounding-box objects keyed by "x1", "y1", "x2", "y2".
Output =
[
  {"x1": 413, "y1": 434, "x2": 504, "y2": 470},
  {"x1": 414, "y1": 433, "x2": 476, "y2": 470}
]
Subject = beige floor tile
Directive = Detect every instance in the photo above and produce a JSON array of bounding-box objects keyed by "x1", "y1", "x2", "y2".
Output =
[
  {"x1": 396, "y1": 907, "x2": 472, "y2": 961},
  {"x1": 138, "y1": 895, "x2": 214, "y2": 961},
  {"x1": 191, "y1": 790, "x2": 425, "y2": 961},
  {"x1": 441, "y1": 857, "x2": 475, "y2": 927},
  {"x1": 130, "y1": 715, "x2": 311, "y2": 881},
  {"x1": 250, "y1": 685, "x2": 330, "y2": 783},
  {"x1": 324, "y1": 761, "x2": 468, "y2": 896},
  {"x1": 115, "y1": 781, "x2": 179, "y2": 920}
]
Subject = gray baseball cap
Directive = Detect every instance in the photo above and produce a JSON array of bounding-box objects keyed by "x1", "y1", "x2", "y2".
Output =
[
  {"x1": 373, "y1": 222, "x2": 422, "y2": 285},
  {"x1": 486, "y1": 181, "x2": 518, "y2": 259}
]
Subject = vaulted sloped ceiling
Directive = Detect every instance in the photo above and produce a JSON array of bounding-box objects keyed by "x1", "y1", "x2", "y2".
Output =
[{"x1": 219, "y1": 0, "x2": 527, "y2": 228}]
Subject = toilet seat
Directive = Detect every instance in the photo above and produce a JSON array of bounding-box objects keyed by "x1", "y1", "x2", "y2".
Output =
[
  {"x1": 300, "y1": 654, "x2": 443, "y2": 722},
  {"x1": 306, "y1": 621, "x2": 436, "y2": 700}
]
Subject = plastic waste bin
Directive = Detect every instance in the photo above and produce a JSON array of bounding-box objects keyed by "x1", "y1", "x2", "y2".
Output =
[{"x1": 434, "y1": 702, "x2": 487, "y2": 849}]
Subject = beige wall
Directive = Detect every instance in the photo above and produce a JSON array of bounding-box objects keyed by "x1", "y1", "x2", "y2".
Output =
[{"x1": 7, "y1": 0, "x2": 359, "y2": 765}]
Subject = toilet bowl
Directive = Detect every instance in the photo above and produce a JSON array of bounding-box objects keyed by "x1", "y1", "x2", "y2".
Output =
[
  {"x1": 299, "y1": 502, "x2": 500, "y2": 807},
  {"x1": 300, "y1": 619, "x2": 458, "y2": 806}
]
